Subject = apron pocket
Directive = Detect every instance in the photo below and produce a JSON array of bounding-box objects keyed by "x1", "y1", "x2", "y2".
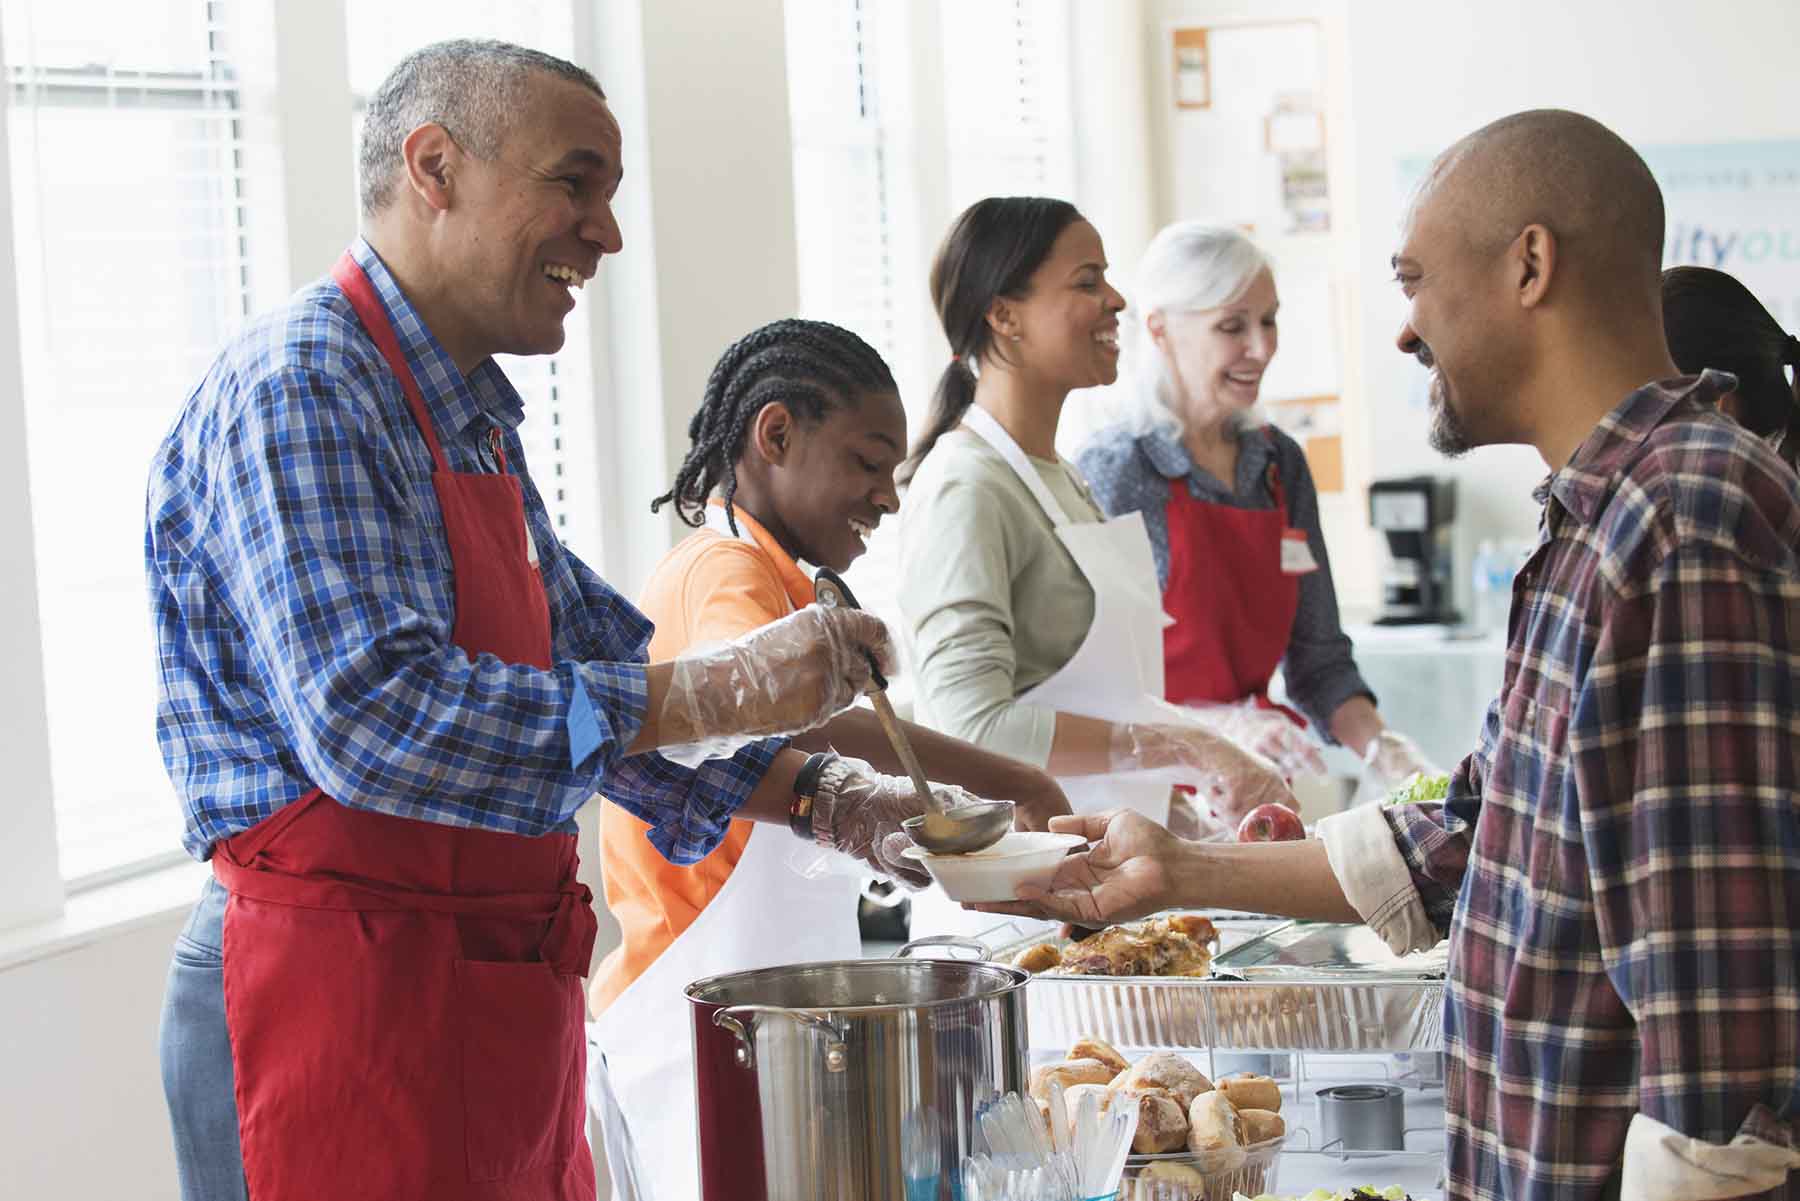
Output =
[{"x1": 456, "y1": 957, "x2": 584, "y2": 1183}]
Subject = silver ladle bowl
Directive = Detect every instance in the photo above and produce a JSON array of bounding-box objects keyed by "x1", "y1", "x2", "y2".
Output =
[
  {"x1": 812, "y1": 567, "x2": 1015, "y2": 856},
  {"x1": 900, "y1": 804, "x2": 1017, "y2": 856}
]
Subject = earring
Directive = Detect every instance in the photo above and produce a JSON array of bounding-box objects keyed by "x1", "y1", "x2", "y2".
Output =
[{"x1": 1010, "y1": 334, "x2": 1022, "y2": 343}]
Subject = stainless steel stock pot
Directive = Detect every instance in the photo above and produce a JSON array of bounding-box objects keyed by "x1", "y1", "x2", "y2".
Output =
[{"x1": 686, "y1": 937, "x2": 1028, "y2": 1200}]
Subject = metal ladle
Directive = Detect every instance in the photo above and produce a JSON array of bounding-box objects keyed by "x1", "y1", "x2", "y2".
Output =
[{"x1": 812, "y1": 568, "x2": 1014, "y2": 855}]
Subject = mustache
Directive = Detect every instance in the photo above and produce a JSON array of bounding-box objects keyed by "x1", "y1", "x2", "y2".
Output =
[{"x1": 1413, "y1": 342, "x2": 1436, "y2": 370}]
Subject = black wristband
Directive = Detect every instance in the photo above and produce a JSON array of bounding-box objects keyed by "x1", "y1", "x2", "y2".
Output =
[{"x1": 790, "y1": 751, "x2": 838, "y2": 840}]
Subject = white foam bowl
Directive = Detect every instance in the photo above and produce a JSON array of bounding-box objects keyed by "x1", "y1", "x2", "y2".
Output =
[{"x1": 899, "y1": 831, "x2": 1087, "y2": 903}]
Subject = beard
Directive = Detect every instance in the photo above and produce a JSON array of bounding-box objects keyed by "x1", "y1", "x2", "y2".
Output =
[{"x1": 1424, "y1": 369, "x2": 1476, "y2": 458}]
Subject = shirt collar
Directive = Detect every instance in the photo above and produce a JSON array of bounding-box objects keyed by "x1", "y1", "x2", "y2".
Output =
[
  {"x1": 349, "y1": 237, "x2": 525, "y2": 437},
  {"x1": 1138, "y1": 424, "x2": 1275, "y2": 486},
  {"x1": 1546, "y1": 371, "x2": 1732, "y2": 525},
  {"x1": 707, "y1": 500, "x2": 817, "y2": 610}
]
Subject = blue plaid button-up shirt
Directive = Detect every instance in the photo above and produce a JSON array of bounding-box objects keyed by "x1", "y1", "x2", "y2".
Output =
[{"x1": 147, "y1": 238, "x2": 779, "y2": 864}]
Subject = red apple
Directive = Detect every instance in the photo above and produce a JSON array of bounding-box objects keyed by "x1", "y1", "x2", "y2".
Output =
[{"x1": 1236, "y1": 802, "x2": 1306, "y2": 842}]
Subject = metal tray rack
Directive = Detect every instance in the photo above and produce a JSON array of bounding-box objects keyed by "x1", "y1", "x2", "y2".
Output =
[{"x1": 987, "y1": 915, "x2": 1447, "y2": 1055}]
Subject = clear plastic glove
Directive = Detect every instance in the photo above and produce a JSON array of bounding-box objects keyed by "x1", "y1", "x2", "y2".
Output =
[
  {"x1": 1165, "y1": 787, "x2": 1235, "y2": 843},
  {"x1": 1353, "y1": 729, "x2": 1441, "y2": 806},
  {"x1": 1109, "y1": 720, "x2": 1297, "y2": 827},
  {"x1": 811, "y1": 756, "x2": 990, "y2": 890},
  {"x1": 659, "y1": 605, "x2": 893, "y2": 762},
  {"x1": 1185, "y1": 700, "x2": 1329, "y2": 779}
]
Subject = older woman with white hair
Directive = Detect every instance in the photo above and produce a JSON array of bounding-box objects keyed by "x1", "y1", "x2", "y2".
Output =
[{"x1": 1076, "y1": 222, "x2": 1432, "y2": 792}]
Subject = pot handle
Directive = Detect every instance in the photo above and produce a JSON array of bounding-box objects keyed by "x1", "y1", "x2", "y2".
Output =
[
  {"x1": 894, "y1": 935, "x2": 989, "y2": 960},
  {"x1": 712, "y1": 1005, "x2": 848, "y2": 1073}
]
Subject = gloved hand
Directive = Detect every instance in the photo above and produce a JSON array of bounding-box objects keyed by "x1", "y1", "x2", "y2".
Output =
[
  {"x1": 812, "y1": 757, "x2": 982, "y2": 889},
  {"x1": 660, "y1": 605, "x2": 893, "y2": 756},
  {"x1": 1352, "y1": 729, "x2": 1440, "y2": 806},
  {"x1": 1110, "y1": 720, "x2": 1297, "y2": 827},
  {"x1": 1186, "y1": 700, "x2": 1329, "y2": 779}
]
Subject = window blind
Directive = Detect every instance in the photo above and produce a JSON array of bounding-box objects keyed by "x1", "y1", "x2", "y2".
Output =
[
  {"x1": 783, "y1": 0, "x2": 898, "y2": 367},
  {"x1": 3, "y1": 0, "x2": 265, "y2": 881},
  {"x1": 940, "y1": 0, "x2": 1076, "y2": 211}
]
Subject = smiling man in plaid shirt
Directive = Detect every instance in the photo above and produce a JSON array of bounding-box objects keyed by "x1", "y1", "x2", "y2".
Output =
[{"x1": 978, "y1": 109, "x2": 1800, "y2": 1200}]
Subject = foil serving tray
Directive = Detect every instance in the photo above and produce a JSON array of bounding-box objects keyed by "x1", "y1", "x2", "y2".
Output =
[{"x1": 989, "y1": 916, "x2": 1447, "y2": 1054}]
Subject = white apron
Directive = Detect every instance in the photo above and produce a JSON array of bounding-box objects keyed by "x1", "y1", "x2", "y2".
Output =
[
  {"x1": 908, "y1": 406, "x2": 1175, "y2": 941},
  {"x1": 587, "y1": 509, "x2": 864, "y2": 1201}
]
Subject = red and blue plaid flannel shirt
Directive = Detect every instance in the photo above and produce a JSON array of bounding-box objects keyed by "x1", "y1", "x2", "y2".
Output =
[{"x1": 1386, "y1": 373, "x2": 1800, "y2": 1200}]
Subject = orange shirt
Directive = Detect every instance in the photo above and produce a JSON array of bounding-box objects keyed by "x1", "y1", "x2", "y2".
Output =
[{"x1": 588, "y1": 503, "x2": 815, "y2": 1016}]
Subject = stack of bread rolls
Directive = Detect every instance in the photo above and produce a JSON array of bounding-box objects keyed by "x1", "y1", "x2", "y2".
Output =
[{"x1": 1026, "y1": 1038, "x2": 1286, "y2": 1199}]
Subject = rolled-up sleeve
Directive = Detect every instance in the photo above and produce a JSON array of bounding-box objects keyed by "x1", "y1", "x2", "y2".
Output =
[
  {"x1": 1317, "y1": 695, "x2": 1487, "y2": 954},
  {"x1": 553, "y1": 544, "x2": 782, "y2": 863}
]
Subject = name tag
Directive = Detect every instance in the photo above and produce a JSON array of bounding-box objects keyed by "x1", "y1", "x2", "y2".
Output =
[{"x1": 1281, "y1": 529, "x2": 1318, "y2": 574}]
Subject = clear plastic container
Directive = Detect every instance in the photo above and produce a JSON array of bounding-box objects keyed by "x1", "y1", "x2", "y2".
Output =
[{"x1": 1120, "y1": 1133, "x2": 1285, "y2": 1200}]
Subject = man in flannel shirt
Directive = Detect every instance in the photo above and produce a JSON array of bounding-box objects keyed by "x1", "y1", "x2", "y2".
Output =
[{"x1": 980, "y1": 109, "x2": 1800, "y2": 1201}]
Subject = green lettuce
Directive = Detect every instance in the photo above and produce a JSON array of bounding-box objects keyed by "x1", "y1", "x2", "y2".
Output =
[{"x1": 1383, "y1": 771, "x2": 1450, "y2": 807}]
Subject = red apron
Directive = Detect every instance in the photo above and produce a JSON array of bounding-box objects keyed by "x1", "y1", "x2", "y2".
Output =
[
  {"x1": 210, "y1": 251, "x2": 597, "y2": 1201},
  {"x1": 1161, "y1": 431, "x2": 1310, "y2": 723}
]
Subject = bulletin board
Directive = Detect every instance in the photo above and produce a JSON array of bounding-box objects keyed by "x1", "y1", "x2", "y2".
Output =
[{"x1": 1166, "y1": 19, "x2": 1345, "y2": 491}]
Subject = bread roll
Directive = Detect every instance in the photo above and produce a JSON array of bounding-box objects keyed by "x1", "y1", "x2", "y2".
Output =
[
  {"x1": 1013, "y1": 942, "x2": 1062, "y2": 973},
  {"x1": 1113, "y1": 1052, "x2": 1212, "y2": 1110},
  {"x1": 1067, "y1": 1036, "x2": 1130, "y2": 1076},
  {"x1": 1187, "y1": 1090, "x2": 1246, "y2": 1173},
  {"x1": 1239, "y1": 1107, "x2": 1285, "y2": 1145},
  {"x1": 1126, "y1": 1090, "x2": 1189, "y2": 1154},
  {"x1": 1216, "y1": 1072, "x2": 1283, "y2": 1114},
  {"x1": 1029, "y1": 1058, "x2": 1114, "y2": 1103}
]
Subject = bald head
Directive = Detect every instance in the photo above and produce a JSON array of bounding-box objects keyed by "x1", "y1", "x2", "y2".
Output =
[
  {"x1": 1392, "y1": 110, "x2": 1680, "y2": 466},
  {"x1": 1417, "y1": 109, "x2": 1664, "y2": 297}
]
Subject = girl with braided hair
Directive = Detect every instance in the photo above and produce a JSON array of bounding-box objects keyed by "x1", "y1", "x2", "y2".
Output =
[{"x1": 587, "y1": 318, "x2": 1070, "y2": 1201}]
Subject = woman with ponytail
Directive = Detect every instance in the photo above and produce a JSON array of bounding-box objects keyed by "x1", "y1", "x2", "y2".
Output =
[
  {"x1": 1662, "y1": 266, "x2": 1800, "y2": 473},
  {"x1": 896, "y1": 200, "x2": 1295, "y2": 936}
]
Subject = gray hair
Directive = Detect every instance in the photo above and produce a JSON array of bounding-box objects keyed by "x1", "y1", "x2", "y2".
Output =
[
  {"x1": 359, "y1": 39, "x2": 605, "y2": 216},
  {"x1": 1123, "y1": 222, "x2": 1271, "y2": 435}
]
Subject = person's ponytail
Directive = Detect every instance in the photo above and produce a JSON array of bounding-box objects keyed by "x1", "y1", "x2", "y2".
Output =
[{"x1": 899, "y1": 357, "x2": 978, "y2": 485}]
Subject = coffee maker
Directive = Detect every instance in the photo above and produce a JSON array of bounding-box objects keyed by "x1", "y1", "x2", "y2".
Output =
[{"x1": 1368, "y1": 475, "x2": 1458, "y2": 625}]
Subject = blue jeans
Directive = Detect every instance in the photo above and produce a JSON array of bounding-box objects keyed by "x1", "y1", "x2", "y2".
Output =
[{"x1": 158, "y1": 876, "x2": 248, "y2": 1201}]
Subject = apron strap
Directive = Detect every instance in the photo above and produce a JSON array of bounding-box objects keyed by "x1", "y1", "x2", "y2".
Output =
[
  {"x1": 1260, "y1": 426, "x2": 1287, "y2": 516},
  {"x1": 702, "y1": 502, "x2": 759, "y2": 546},
  {"x1": 330, "y1": 251, "x2": 451, "y2": 476},
  {"x1": 961, "y1": 405, "x2": 1079, "y2": 527}
]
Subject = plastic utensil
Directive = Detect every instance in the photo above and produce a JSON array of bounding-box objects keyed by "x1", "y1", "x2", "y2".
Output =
[
  {"x1": 813, "y1": 567, "x2": 1013, "y2": 853},
  {"x1": 1048, "y1": 1079, "x2": 1070, "y2": 1153}
]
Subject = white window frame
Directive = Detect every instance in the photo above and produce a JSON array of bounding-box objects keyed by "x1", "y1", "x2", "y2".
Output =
[{"x1": 0, "y1": 0, "x2": 633, "y2": 929}]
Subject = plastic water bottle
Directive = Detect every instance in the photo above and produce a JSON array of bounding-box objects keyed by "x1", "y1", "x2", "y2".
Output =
[
  {"x1": 1471, "y1": 540, "x2": 1517, "y2": 633},
  {"x1": 1470, "y1": 540, "x2": 1502, "y2": 633}
]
